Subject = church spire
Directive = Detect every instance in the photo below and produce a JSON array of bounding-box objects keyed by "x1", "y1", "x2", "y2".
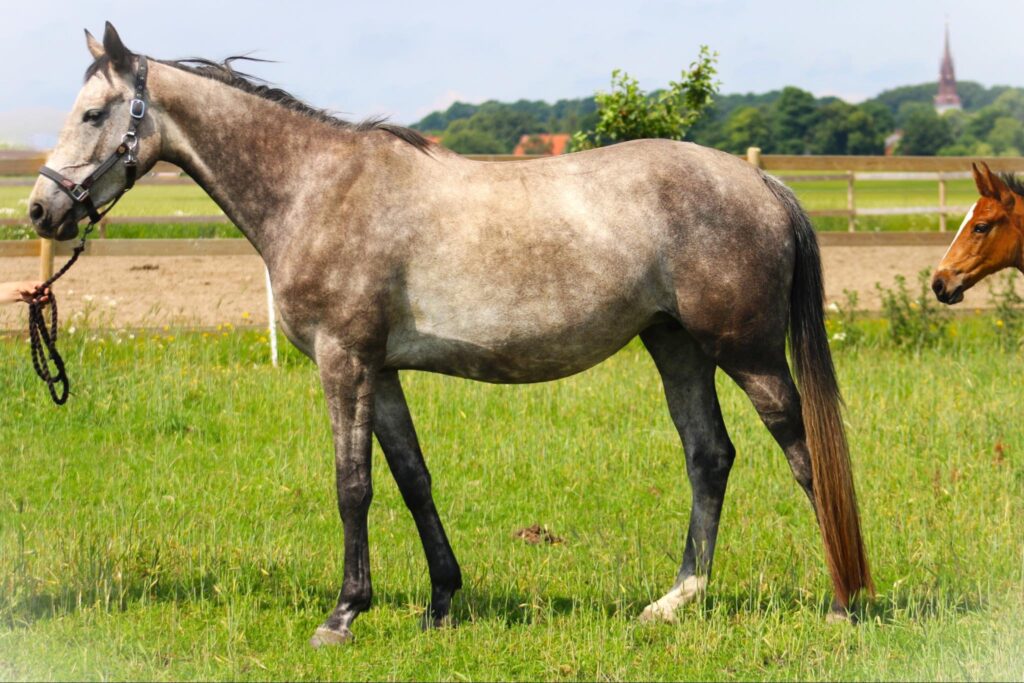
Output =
[{"x1": 935, "y1": 21, "x2": 962, "y2": 112}]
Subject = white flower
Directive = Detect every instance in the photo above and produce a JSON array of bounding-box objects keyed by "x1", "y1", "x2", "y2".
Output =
[
  {"x1": 831, "y1": 332, "x2": 846, "y2": 341},
  {"x1": 68, "y1": 326, "x2": 76, "y2": 334},
  {"x1": 83, "y1": 294, "x2": 94, "y2": 302},
  {"x1": 828, "y1": 302, "x2": 840, "y2": 313}
]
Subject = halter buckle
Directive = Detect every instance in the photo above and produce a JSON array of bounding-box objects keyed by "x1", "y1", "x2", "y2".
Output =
[
  {"x1": 129, "y1": 99, "x2": 146, "y2": 119},
  {"x1": 69, "y1": 185, "x2": 89, "y2": 203}
]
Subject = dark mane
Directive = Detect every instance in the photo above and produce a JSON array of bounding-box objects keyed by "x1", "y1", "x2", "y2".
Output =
[
  {"x1": 999, "y1": 172, "x2": 1024, "y2": 198},
  {"x1": 86, "y1": 54, "x2": 431, "y2": 152}
]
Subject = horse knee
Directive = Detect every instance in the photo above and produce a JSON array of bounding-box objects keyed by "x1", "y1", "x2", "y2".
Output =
[
  {"x1": 336, "y1": 479, "x2": 373, "y2": 519},
  {"x1": 686, "y1": 438, "x2": 735, "y2": 498}
]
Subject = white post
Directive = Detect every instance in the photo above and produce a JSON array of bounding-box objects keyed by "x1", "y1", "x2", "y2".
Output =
[{"x1": 264, "y1": 265, "x2": 278, "y2": 367}]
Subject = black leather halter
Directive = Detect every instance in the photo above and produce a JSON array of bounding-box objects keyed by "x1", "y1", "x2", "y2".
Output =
[{"x1": 38, "y1": 56, "x2": 149, "y2": 224}]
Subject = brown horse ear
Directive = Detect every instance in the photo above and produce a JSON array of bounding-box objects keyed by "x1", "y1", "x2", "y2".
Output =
[
  {"x1": 973, "y1": 162, "x2": 997, "y2": 199},
  {"x1": 985, "y1": 167, "x2": 1018, "y2": 211},
  {"x1": 85, "y1": 29, "x2": 104, "y2": 60},
  {"x1": 102, "y1": 21, "x2": 133, "y2": 73}
]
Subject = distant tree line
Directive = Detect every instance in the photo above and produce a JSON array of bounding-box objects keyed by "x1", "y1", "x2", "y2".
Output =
[{"x1": 411, "y1": 81, "x2": 1024, "y2": 157}]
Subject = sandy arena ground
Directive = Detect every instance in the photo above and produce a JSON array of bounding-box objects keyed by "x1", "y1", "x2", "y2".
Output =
[{"x1": 0, "y1": 244, "x2": 984, "y2": 332}]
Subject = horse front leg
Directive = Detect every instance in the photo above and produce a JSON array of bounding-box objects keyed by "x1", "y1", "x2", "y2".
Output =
[{"x1": 310, "y1": 341, "x2": 377, "y2": 648}]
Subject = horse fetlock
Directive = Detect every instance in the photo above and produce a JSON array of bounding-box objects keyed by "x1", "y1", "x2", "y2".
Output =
[
  {"x1": 422, "y1": 610, "x2": 456, "y2": 631},
  {"x1": 638, "y1": 576, "x2": 707, "y2": 623}
]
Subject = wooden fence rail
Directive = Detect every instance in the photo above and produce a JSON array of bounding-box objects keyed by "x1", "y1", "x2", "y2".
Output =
[{"x1": 3, "y1": 150, "x2": 1024, "y2": 277}]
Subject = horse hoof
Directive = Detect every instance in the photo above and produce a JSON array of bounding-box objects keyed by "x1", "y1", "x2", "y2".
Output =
[
  {"x1": 422, "y1": 612, "x2": 456, "y2": 631},
  {"x1": 825, "y1": 610, "x2": 852, "y2": 625},
  {"x1": 638, "y1": 603, "x2": 677, "y2": 624},
  {"x1": 638, "y1": 577, "x2": 706, "y2": 623},
  {"x1": 310, "y1": 626, "x2": 354, "y2": 648}
]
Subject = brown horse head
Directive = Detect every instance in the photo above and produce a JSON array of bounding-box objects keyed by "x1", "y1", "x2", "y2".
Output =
[{"x1": 932, "y1": 162, "x2": 1024, "y2": 304}]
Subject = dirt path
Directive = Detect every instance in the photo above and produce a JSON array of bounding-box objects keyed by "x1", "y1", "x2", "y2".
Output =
[{"x1": 0, "y1": 244, "x2": 983, "y2": 331}]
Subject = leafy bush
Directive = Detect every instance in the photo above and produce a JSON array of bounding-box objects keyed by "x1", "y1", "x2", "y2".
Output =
[
  {"x1": 875, "y1": 269, "x2": 950, "y2": 348},
  {"x1": 571, "y1": 46, "x2": 719, "y2": 151},
  {"x1": 826, "y1": 289, "x2": 865, "y2": 348},
  {"x1": 987, "y1": 270, "x2": 1024, "y2": 348}
]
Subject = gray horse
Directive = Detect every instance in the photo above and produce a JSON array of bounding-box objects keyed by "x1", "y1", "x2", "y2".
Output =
[{"x1": 29, "y1": 23, "x2": 872, "y2": 645}]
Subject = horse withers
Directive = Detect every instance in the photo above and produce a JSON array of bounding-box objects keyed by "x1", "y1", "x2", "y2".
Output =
[
  {"x1": 29, "y1": 23, "x2": 873, "y2": 645},
  {"x1": 933, "y1": 162, "x2": 1024, "y2": 304}
]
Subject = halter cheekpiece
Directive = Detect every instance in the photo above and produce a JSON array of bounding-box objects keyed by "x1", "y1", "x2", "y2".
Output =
[{"x1": 38, "y1": 55, "x2": 149, "y2": 223}]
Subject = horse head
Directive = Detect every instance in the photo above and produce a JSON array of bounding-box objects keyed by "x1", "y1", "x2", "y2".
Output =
[
  {"x1": 932, "y1": 162, "x2": 1024, "y2": 304},
  {"x1": 29, "y1": 22, "x2": 161, "y2": 241}
]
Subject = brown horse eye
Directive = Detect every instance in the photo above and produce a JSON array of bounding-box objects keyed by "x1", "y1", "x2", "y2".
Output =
[
  {"x1": 973, "y1": 222, "x2": 992, "y2": 234},
  {"x1": 82, "y1": 109, "x2": 105, "y2": 124}
]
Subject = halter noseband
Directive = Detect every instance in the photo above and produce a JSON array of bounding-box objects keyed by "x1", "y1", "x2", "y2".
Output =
[{"x1": 38, "y1": 56, "x2": 149, "y2": 224}]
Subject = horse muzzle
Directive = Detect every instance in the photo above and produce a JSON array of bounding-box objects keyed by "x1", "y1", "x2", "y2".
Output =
[
  {"x1": 29, "y1": 201, "x2": 80, "y2": 241},
  {"x1": 931, "y1": 270, "x2": 965, "y2": 305}
]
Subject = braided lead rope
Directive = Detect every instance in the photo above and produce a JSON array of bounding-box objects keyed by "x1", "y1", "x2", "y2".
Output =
[{"x1": 27, "y1": 225, "x2": 93, "y2": 405}]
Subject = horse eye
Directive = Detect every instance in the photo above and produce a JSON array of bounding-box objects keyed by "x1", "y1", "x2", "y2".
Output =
[
  {"x1": 82, "y1": 109, "x2": 105, "y2": 124},
  {"x1": 973, "y1": 222, "x2": 992, "y2": 235}
]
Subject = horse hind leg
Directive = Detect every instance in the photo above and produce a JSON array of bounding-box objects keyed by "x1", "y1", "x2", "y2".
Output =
[
  {"x1": 373, "y1": 370, "x2": 463, "y2": 628},
  {"x1": 638, "y1": 322, "x2": 736, "y2": 623}
]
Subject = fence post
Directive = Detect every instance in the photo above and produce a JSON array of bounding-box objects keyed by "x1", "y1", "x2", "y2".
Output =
[
  {"x1": 938, "y1": 173, "x2": 948, "y2": 232},
  {"x1": 264, "y1": 265, "x2": 278, "y2": 368},
  {"x1": 39, "y1": 238, "x2": 54, "y2": 280},
  {"x1": 746, "y1": 147, "x2": 762, "y2": 168},
  {"x1": 846, "y1": 172, "x2": 856, "y2": 232}
]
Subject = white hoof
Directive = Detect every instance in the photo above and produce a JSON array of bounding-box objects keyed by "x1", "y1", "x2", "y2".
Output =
[
  {"x1": 638, "y1": 576, "x2": 707, "y2": 623},
  {"x1": 310, "y1": 626, "x2": 354, "y2": 648}
]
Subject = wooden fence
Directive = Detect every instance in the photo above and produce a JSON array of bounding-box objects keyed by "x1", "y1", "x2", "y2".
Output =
[{"x1": 3, "y1": 150, "x2": 1024, "y2": 279}]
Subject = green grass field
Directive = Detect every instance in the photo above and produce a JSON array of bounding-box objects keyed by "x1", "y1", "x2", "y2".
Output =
[
  {"x1": 0, "y1": 176, "x2": 980, "y2": 238},
  {"x1": 1, "y1": 321, "x2": 1022, "y2": 680}
]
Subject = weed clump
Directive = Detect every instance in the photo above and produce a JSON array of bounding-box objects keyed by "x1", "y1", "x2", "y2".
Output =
[
  {"x1": 987, "y1": 271, "x2": 1024, "y2": 349},
  {"x1": 875, "y1": 269, "x2": 950, "y2": 348}
]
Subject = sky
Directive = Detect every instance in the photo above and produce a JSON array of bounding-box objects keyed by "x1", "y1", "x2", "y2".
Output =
[{"x1": 1, "y1": 0, "x2": 1021, "y2": 148}]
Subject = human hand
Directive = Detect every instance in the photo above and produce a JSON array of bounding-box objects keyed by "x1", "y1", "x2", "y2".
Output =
[{"x1": 0, "y1": 280, "x2": 47, "y2": 305}]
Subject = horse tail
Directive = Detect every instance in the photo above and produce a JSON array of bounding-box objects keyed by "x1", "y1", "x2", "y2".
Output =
[{"x1": 763, "y1": 172, "x2": 874, "y2": 608}]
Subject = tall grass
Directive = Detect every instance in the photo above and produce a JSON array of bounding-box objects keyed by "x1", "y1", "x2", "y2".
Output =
[{"x1": 0, "y1": 319, "x2": 1021, "y2": 680}]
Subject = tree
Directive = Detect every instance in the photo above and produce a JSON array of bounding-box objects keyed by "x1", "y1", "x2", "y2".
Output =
[
  {"x1": 844, "y1": 108, "x2": 887, "y2": 155},
  {"x1": 571, "y1": 46, "x2": 719, "y2": 150},
  {"x1": 771, "y1": 86, "x2": 817, "y2": 154},
  {"x1": 896, "y1": 103, "x2": 953, "y2": 155},
  {"x1": 721, "y1": 106, "x2": 771, "y2": 153},
  {"x1": 810, "y1": 101, "x2": 856, "y2": 154},
  {"x1": 441, "y1": 120, "x2": 504, "y2": 154},
  {"x1": 987, "y1": 117, "x2": 1024, "y2": 156}
]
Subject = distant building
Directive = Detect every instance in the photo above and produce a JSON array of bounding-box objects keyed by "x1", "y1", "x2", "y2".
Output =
[
  {"x1": 884, "y1": 130, "x2": 903, "y2": 156},
  {"x1": 513, "y1": 133, "x2": 571, "y2": 156},
  {"x1": 934, "y1": 23, "x2": 962, "y2": 113}
]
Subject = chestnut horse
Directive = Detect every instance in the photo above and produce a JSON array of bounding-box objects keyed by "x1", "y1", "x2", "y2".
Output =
[
  {"x1": 933, "y1": 162, "x2": 1024, "y2": 304},
  {"x1": 29, "y1": 23, "x2": 872, "y2": 645}
]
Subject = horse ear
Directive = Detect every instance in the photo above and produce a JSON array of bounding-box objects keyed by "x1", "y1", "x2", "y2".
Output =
[
  {"x1": 85, "y1": 29, "x2": 104, "y2": 60},
  {"x1": 973, "y1": 162, "x2": 997, "y2": 199},
  {"x1": 985, "y1": 167, "x2": 1018, "y2": 211},
  {"x1": 102, "y1": 21, "x2": 133, "y2": 72}
]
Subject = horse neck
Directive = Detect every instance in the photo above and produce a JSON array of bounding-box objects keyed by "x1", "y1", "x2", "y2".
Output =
[{"x1": 151, "y1": 63, "x2": 359, "y2": 260}]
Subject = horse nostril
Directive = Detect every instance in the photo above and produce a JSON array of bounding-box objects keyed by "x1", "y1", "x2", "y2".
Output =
[
  {"x1": 29, "y1": 202, "x2": 45, "y2": 224},
  {"x1": 932, "y1": 279, "x2": 944, "y2": 297}
]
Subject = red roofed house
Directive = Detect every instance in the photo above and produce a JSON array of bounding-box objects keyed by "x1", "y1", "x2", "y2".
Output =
[{"x1": 513, "y1": 133, "x2": 571, "y2": 156}]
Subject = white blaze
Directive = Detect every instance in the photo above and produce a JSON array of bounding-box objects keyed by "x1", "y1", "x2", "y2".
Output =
[{"x1": 941, "y1": 202, "x2": 977, "y2": 262}]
